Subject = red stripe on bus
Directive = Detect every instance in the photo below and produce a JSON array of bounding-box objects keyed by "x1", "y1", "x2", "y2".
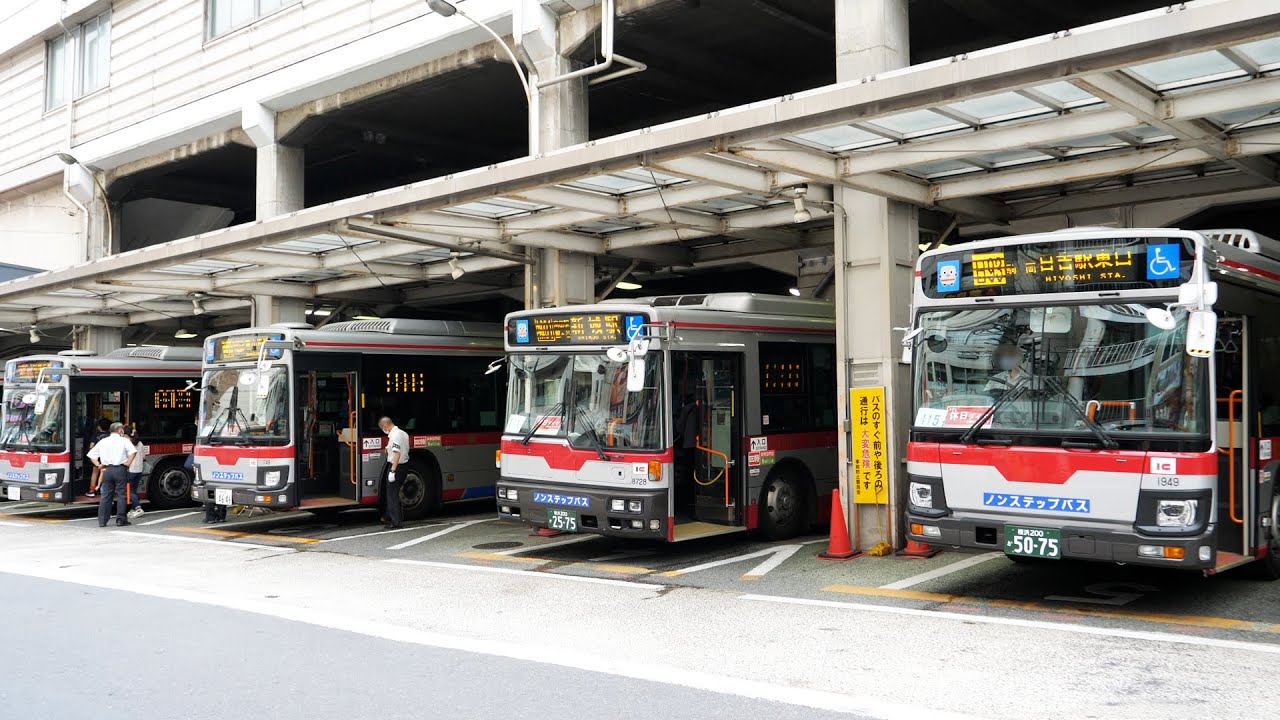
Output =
[
  {"x1": 304, "y1": 342, "x2": 503, "y2": 351},
  {"x1": 909, "y1": 442, "x2": 1217, "y2": 484},
  {"x1": 501, "y1": 439, "x2": 672, "y2": 471},
  {"x1": 146, "y1": 443, "x2": 194, "y2": 455},
  {"x1": 194, "y1": 445, "x2": 295, "y2": 464},
  {"x1": 669, "y1": 321, "x2": 835, "y2": 335},
  {"x1": 363, "y1": 432, "x2": 502, "y2": 450},
  {"x1": 1220, "y1": 258, "x2": 1280, "y2": 282},
  {"x1": 442, "y1": 488, "x2": 467, "y2": 502},
  {"x1": 0, "y1": 451, "x2": 72, "y2": 466}
]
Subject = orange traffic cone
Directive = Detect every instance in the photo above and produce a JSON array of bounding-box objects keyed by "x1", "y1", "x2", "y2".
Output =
[
  {"x1": 896, "y1": 538, "x2": 940, "y2": 558},
  {"x1": 818, "y1": 488, "x2": 861, "y2": 560}
]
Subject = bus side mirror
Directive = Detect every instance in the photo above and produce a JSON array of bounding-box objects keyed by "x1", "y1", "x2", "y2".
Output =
[
  {"x1": 626, "y1": 356, "x2": 646, "y2": 392},
  {"x1": 1186, "y1": 310, "x2": 1216, "y2": 357},
  {"x1": 484, "y1": 358, "x2": 505, "y2": 376},
  {"x1": 33, "y1": 394, "x2": 47, "y2": 415}
]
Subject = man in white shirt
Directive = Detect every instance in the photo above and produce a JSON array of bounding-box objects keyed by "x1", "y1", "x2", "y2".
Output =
[
  {"x1": 379, "y1": 416, "x2": 410, "y2": 529},
  {"x1": 87, "y1": 422, "x2": 138, "y2": 527}
]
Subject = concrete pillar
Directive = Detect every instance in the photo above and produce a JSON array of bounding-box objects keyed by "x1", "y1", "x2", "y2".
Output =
[
  {"x1": 519, "y1": 0, "x2": 594, "y2": 308},
  {"x1": 834, "y1": 0, "x2": 918, "y2": 551},
  {"x1": 243, "y1": 102, "x2": 305, "y2": 220},
  {"x1": 75, "y1": 327, "x2": 123, "y2": 355},
  {"x1": 252, "y1": 295, "x2": 306, "y2": 327}
]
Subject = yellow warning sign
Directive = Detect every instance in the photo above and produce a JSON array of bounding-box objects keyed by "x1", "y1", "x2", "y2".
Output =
[{"x1": 850, "y1": 387, "x2": 887, "y2": 504}]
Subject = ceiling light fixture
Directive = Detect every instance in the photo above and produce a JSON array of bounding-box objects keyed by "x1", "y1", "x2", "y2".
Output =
[
  {"x1": 789, "y1": 288, "x2": 801, "y2": 297},
  {"x1": 616, "y1": 280, "x2": 643, "y2": 291},
  {"x1": 191, "y1": 296, "x2": 206, "y2": 315},
  {"x1": 28, "y1": 327, "x2": 40, "y2": 344},
  {"x1": 449, "y1": 256, "x2": 466, "y2": 280},
  {"x1": 425, "y1": 0, "x2": 458, "y2": 16},
  {"x1": 174, "y1": 328, "x2": 198, "y2": 339},
  {"x1": 792, "y1": 185, "x2": 812, "y2": 224}
]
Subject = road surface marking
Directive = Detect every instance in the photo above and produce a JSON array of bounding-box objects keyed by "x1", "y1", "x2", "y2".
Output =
[
  {"x1": 822, "y1": 584, "x2": 1280, "y2": 635},
  {"x1": 0, "y1": 562, "x2": 980, "y2": 720},
  {"x1": 457, "y1": 550, "x2": 547, "y2": 564},
  {"x1": 664, "y1": 543, "x2": 813, "y2": 578},
  {"x1": 171, "y1": 526, "x2": 320, "y2": 544},
  {"x1": 139, "y1": 511, "x2": 201, "y2": 526},
  {"x1": 742, "y1": 593, "x2": 1280, "y2": 655},
  {"x1": 385, "y1": 519, "x2": 491, "y2": 550},
  {"x1": 108, "y1": 531, "x2": 290, "y2": 552},
  {"x1": 495, "y1": 534, "x2": 596, "y2": 555},
  {"x1": 0, "y1": 520, "x2": 29, "y2": 527},
  {"x1": 881, "y1": 552, "x2": 1003, "y2": 589},
  {"x1": 386, "y1": 558, "x2": 660, "y2": 590},
  {"x1": 0, "y1": 512, "x2": 64, "y2": 522},
  {"x1": 588, "y1": 549, "x2": 658, "y2": 563},
  {"x1": 315, "y1": 523, "x2": 443, "y2": 544},
  {"x1": 592, "y1": 564, "x2": 654, "y2": 574},
  {"x1": 742, "y1": 544, "x2": 805, "y2": 580}
]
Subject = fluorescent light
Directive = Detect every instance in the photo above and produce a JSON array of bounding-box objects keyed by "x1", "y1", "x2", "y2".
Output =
[
  {"x1": 788, "y1": 288, "x2": 801, "y2": 296},
  {"x1": 174, "y1": 328, "x2": 198, "y2": 339},
  {"x1": 616, "y1": 281, "x2": 643, "y2": 290},
  {"x1": 310, "y1": 309, "x2": 331, "y2": 317},
  {"x1": 353, "y1": 314, "x2": 380, "y2": 321}
]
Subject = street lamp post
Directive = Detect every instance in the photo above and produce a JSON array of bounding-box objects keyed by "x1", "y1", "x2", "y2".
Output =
[{"x1": 425, "y1": 0, "x2": 540, "y2": 156}]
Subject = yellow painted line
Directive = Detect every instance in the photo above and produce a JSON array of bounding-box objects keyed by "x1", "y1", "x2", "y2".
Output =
[
  {"x1": 823, "y1": 584, "x2": 1280, "y2": 635},
  {"x1": 170, "y1": 526, "x2": 319, "y2": 545},
  {"x1": 0, "y1": 513, "x2": 64, "y2": 523},
  {"x1": 455, "y1": 552, "x2": 652, "y2": 575},
  {"x1": 457, "y1": 551, "x2": 546, "y2": 564},
  {"x1": 593, "y1": 564, "x2": 653, "y2": 575}
]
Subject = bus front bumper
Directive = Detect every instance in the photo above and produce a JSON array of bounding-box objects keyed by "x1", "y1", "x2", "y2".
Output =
[
  {"x1": 0, "y1": 473, "x2": 72, "y2": 503},
  {"x1": 191, "y1": 482, "x2": 296, "y2": 509},
  {"x1": 496, "y1": 479, "x2": 668, "y2": 540},
  {"x1": 905, "y1": 513, "x2": 1218, "y2": 569}
]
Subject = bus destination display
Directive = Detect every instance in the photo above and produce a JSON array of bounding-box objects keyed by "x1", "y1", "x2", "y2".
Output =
[
  {"x1": 5, "y1": 360, "x2": 64, "y2": 382},
  {"x1": 511, "y1": 313, "x2": 647, "y2": 346},
  {"x1": 208, "y1": 334, "x2": 285, "y2": 362},
  {"x1": 153, "y1": 388, "x2": 194, "y2": 411},
  {"x1": 921, "y1": 237, "x2": 1193, "y2": 298}
]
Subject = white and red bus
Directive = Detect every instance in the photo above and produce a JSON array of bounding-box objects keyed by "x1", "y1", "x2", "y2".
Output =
[
  {"x1": 192, "y1": 320, "x2": 504, "y2": 518},
  {"x1": 497, "y1": 293, "x2": 837, "y2": 541},
  {"x1": 0, "y1": 347, "x2": 201, "y2": 508},
  {"x1": 905, "y1": 227, "x2": 1280, "y2": 577}
]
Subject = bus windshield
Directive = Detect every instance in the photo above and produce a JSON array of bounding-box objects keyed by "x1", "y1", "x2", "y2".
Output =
[
  {"x1": 0, "y1": 385, "x2": 66, "y2": 452},
  {"x1": 913, "y1": 303, "x2": 1208, "y2": 441},
  {"x1": 507, "y1": 353, "x2": 664, "y2": 451},
  {"x1": 198, "y1": 367, "x2": 290, "y2": 446}
]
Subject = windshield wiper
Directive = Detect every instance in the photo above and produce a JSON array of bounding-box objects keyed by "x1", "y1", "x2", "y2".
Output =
[
  {"x1": 959, "y1": 380, "x2": 1029, "y2": 445},
  {"x1": 520, "y1": 402, "x2": 563, "y2": 446},
  {"x1": 573, "y1": 405, "x2": 610, "y2": 461},
  {"x1": 1041, "y1": 375, "x2": 1118, "y2": 449}
]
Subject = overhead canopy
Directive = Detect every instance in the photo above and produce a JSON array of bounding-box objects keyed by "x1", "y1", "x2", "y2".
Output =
[{"x1": 3, "y1": 0, "x2": 1279, "y2": 328}]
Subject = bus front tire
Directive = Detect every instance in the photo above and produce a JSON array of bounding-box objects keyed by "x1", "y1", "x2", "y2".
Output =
[
  {"x1": 1255, "y1": 490, "x2": 1280, "y2": 580},
  {"x1": 760, "y1": 470, "x2": 804, "y2": 541},
  {"x1": 147, "y1": 462, "x2": 194, "y2": 510},
  {"x1": 399, "y1": 460, "x2": 441, "y2": 522}
]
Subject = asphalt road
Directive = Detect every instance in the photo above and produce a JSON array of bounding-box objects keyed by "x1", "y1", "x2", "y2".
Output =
[{"x1": 0, "y1": 573, "x2": 866, "y2": 720}]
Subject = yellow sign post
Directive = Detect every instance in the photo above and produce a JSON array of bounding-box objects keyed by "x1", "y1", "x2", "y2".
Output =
[{"x1": 850, "y1": 386, "x2": 887, "y2": 504}]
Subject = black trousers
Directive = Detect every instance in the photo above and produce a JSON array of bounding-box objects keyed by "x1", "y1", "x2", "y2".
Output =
[
  {"x1": 97, "y1": 466, "x2": 128, "y2": 526},
  {"x1": 382, "y1": 466, "x2": 402, "y2": 528}
]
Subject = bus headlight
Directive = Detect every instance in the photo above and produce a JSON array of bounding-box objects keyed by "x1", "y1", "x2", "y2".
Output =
[
  {"x1": 1156, "y1": 499, "x2": 1198, "y2": 527},
  {"x1": 42, "y1": 472, "x2": 59, "y2": 487},
  {"x1": 610, "y1": 499, "x2": 625, "y2": 512},
  {"x1": 909, "y1": 481, "x2": 933, "y2": 509}
]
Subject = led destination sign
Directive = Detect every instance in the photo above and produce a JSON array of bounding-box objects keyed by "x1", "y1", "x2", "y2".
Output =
[
  {"x1": 5, "y1": 360, "x2": 64, "y2": 383},
  {"x1": 208, "y1": 334, "x2": 285, "y2": 363},
  {"x1": 510, "y1": 313, "x2": 647, "y2": 346},
  {"x1": 922, "y1": 237, "x2": 1194, "y2": 298}
]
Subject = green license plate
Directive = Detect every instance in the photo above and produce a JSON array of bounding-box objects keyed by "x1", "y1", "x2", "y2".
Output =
[
  {"x1": 1003, "y1": 525, "x2": 1061, "y2": 559},
  {"x1": 546, "y1": 508, "x2": 579, "y2": 532}
]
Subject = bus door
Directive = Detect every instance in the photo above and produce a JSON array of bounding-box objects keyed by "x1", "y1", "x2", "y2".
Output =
[
  {"x1": 296, "y1": 370, "x2": 355, "y2": 501},
  {"x1": 1215, "y1": 316, "x2": 1247, "y2": 556},
  {"x1": 673, "y1": 353, "x2": 742, "y2": 526},
  {"x1": 74, "y1": 384, "x2": 128, "y2": 491}
]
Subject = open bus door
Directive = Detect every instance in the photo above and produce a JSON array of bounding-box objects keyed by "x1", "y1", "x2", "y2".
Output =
[
  {"x1": 673, "y1": 353, "x2": 742, "y2": 533},
  {"x1": 297, "y1": 369, "x2": 357, "y2": 507},
  {"x1": 1215, "y1": 316, "x2": 1252, "y2": 571}
]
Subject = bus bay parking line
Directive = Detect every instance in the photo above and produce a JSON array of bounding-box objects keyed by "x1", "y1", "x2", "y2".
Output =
[
  {"x1": 457, "y1": 551, "x2": 654, "y2": 574},
  {"x1": 493, "y1": 534, "x2": 597, "y2": 555},
  {"x1": 880, "y1": 552, "x2": 1003, "y2": 590},
  {"x1": 108, "y1": 531, "x2": 292, "y2": 552},
  {"x1": 0, "y1": 520, "x2": 29, "y2": 527},
  {"x1": 170, "y1": 526, "x2": 320, "y2": 545},
  {"x1": 741, "y1": 593, "x2": 1280, "y2": 655},
  {"x1": 314, "y1": 523, "x2": 445, "y2": 544},
  {"x1": 138, "y1": 511, "x2": 202, "y2": 526},
  {"x1": 385, "y1": 519, "x2": 493, "y2": 550},
  {"x1": 822, "y1": 584, "x2": 1280, "y2": 636},
  {"x1": 386, "y1": 558, "x2": 660, "y2": 590}
]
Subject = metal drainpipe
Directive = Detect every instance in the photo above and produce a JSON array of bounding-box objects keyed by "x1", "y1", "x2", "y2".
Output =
[
  {"x1": 56, "y1": 6, "x2": 90, "y2": 258},
  {"x1": 533, "y1": 0, "x2": 646, "y2": 89}
]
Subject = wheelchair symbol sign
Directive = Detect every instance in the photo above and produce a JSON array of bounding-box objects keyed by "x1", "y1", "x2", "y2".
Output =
[{"x1": 1146, "y1": 244, "x2": 1180, "y2": 281}]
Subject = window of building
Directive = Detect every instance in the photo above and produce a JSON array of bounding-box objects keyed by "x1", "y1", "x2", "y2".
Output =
[
  {"x1": 78, "y1": 12, "x2": 111, "y2": 97},
  {"x1": 44, "y1": 11, "x2": 111, "y2": 111},
  {"x1": 207, "y1": 0, "x2": 292, "y2": 39}
]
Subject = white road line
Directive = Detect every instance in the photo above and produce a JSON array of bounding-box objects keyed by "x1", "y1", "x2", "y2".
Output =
[
  {"x1": 315, "y1": 523, "x2": 444, "y2": 544},
  {"x1": 666, "y1": 546, "x2": 779, "y2": 576},
  {"x1": 0, "y1": 564, "x2": 979, "y2": 720},
  {"x1": 881, "y1": 552, "x2": 1003, "y2": 590},
  {"x1": 743, "y1": 544, "x2": 803, "y2": 578},
  {"x1": 2, "y1": 502, "x2": 42, "y2": 510},
  {"x1": 739, "y1": 594, "x2": 1280, "y2": 656},
  {"x1": 386, "y1": 559, "x2": 659, "y2": 590},
  {"x1": 139, "y1": 511, "x2": 201, "y2": 526},
  {"x1": 107, "y1": 531, "x2": 290, "y2": 552},
  {"x1": 0, "y1": 520, "x2": 29, "y2": 527},
  {"x1": 495, "y1": 534, "x2": 597, "y2": 555},
  {"x1": 385, "y1": 519, "x2": 491, "y2": 550}
]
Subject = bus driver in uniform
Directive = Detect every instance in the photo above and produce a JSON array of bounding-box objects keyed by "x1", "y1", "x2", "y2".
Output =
[
  {"x1": 87, "y1": 422, "x2": 138, "y2": 527},
  {"x1": 379, "y1": 417, "x2": 409, "y2": 530}
]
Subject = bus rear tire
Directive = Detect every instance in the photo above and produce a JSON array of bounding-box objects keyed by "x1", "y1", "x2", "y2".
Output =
[
  {"x1": 760, "y1": 470, "x2": 804, "y2": 541},
  {"x1": 1255, "y1": 490, "x2": 1280, "y2": 580},
  {"x1": 147, "y1": 462, "x2": 193, "y2": 510},
  {"x1": 400, "y1": 460, "x2": 441, "y2": 522}
]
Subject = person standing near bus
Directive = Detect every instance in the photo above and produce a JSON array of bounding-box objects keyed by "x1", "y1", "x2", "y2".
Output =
[
  {"x1": 378, "y1": 416, "x2": 408, "y2": 529},
  {"x1": 84, "y1": 417, "x2": 111, "y2": 497},
  {"x1": 87, "y1": 422, "x2": 137, "y2": 527},
  {"x1": 125, "y1": 429, "x2": 147, "y2": 521}
]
